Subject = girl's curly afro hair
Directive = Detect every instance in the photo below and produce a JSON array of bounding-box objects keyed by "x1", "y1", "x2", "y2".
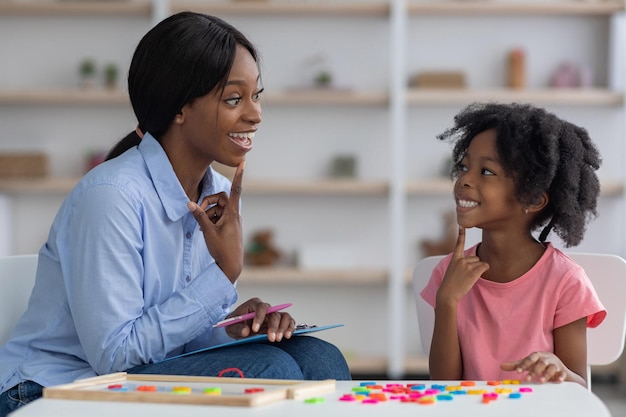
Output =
[{"x1": 438, "y1": 102, "x2": 601, "y2": 247}]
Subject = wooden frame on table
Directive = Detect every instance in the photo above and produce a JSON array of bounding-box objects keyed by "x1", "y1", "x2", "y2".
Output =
[{"x1": 43, "y1": 372, "x2": 336, "y2": 407}]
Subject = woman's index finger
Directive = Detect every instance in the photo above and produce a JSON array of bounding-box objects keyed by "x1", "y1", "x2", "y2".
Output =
[{"x1": 229, "y1": 161, "x2": 245, "y2": 210}]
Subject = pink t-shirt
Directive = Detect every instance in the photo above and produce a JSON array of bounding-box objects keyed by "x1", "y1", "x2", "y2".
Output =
[{"x1": 420, "y1": 243, "x2": 606, "y2": 381}]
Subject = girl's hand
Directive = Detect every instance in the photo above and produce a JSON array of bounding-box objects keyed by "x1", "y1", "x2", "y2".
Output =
[
  {"x1": 224, "y1": 298, "x2": 296, "y2": 342},
  {"x1": 436, "y1": 227, "x2": 489, "y2": 307},
  {"x1": 188, "y1": 161, "x2": 245, "y2": 283},
  {"x1": 501, "y1": 352, "x2": 567, "y2": 383}
]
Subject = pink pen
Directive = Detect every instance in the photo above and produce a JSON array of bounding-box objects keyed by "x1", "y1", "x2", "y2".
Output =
[{"x1": 212, "y1": 303, "x2": 293, "y2": 328}]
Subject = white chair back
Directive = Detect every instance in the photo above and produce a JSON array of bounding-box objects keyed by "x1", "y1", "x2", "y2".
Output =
[
  {"x1": 412, "y1": 255, "x2": 443, "y2": 357},
  {"x1": 567, "y1": 253, "x2": 626, "y2": 366},
  {"x1": 412, "y1": 253, "x2": 626, "y2": 385},
  {"x1": 0, "y1": 254, "x2": 38, "y2": 344}
]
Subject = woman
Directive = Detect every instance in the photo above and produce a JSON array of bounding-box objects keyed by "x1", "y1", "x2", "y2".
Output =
[{"x1": 0, "y1": 12, "x2": 350, "y2": 417}]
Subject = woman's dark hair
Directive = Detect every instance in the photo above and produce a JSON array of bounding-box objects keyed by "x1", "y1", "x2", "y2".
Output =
[
  {"x1": 438, "y1": 102, "x2": 601, "y2": 247},
  {"x1": 105, "y1": 12, "x2": 259, "y2": 160}
]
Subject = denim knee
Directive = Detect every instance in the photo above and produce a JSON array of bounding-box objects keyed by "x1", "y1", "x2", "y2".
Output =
[
  {"x1": 269, "y1": 336, "x2": 352, "y2": 380},
  {"x1": 128, "y1": 337, "x2": 350, "y2": 381},
  {"x1": 129, "y1": 343, "x2": 305, "y2": 380},
  {"x1": 0, "y1": 381, "x2": 43, "y2": 417}
]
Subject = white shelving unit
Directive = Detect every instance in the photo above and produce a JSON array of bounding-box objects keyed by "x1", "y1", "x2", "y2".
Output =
[{"x1": 0, "y1": 0, "x2": 623, "y2": 377}]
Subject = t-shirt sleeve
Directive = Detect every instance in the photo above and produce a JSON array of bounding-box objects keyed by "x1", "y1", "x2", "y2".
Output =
[
  {"x1": 420, "y1": 254, "x2": 453, "y2": 308},
  {"x1": 555, "y1": 264, "x2": 606, "y2": 329}
]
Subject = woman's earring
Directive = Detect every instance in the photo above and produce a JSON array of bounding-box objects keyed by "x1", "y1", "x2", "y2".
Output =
[{"x1": 525, "y1": 208, "x2": 529, "y2": 214}]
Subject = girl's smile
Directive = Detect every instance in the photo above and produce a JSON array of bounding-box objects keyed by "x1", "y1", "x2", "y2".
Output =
[{"x1": 456, "y1": 197, "x2": 479, "y2": 210}]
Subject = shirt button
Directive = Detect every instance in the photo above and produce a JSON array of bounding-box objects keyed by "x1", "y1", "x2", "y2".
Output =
[
  {"x1": 185, "y1": 275, "x2": 191, "y2": 282},
  {"x1": 186, "y1": 232, "x2": 192, "y2": 239},
  {"x1": 222, "y1": 304, "x2": 228, "y2": 309}
]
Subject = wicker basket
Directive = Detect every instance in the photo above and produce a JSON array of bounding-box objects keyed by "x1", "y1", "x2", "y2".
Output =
[{"x1": 0, "y1": 152, "x2": 48, "y2": 178}]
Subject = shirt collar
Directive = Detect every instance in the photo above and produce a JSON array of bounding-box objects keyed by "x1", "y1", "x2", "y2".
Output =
[{"x1": 139, "y1": 133, "x2": 217, "y2": 222}]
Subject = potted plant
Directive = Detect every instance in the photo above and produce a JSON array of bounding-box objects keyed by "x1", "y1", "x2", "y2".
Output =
[
  {"x1": 104, "y1": 63, "x2": 119, "y2": 90},
  {"x1": 314, "y1": 70, "x2": 332, "y2": 88},
  {"x1": 79, "y1": 58, "x2": 96, "y2": 89}
]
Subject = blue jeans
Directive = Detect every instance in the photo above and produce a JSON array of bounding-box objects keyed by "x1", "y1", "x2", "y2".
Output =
[
  {"x1": 128, "y1": 336, "x2": 351, "y2": 380},
  {"x1": 0, "y1": 380, "x2": 43, "y2": 417}
]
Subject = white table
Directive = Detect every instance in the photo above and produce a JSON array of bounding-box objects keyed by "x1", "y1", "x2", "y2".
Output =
[{"x1": 10, "y1": 380, "x2": 611, "y2": 417}]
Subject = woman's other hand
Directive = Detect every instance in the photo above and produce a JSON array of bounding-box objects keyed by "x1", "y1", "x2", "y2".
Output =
[{"x1": 223, "y1": 298, "x2": 296, "y2": 342}]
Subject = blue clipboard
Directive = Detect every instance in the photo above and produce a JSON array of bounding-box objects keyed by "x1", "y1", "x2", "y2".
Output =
[{"x1": 158, "y1": 324, "x2": 344, "y2": 363}]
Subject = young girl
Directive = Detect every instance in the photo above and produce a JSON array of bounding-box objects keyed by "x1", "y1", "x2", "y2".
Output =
[
  {"x1": 0, "y1": 12, "x2": 349, "y2": 416},
  {"x1": 420, "y1": 102, "x2": 606, "y2": 388}
]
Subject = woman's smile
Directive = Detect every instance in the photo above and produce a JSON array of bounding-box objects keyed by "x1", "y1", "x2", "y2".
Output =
[{"x1": 228, "y1": 131, "x2": 254, "y2": 151}]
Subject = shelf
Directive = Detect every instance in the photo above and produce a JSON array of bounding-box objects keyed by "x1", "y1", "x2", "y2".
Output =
[
  {"x1": 0, "y1": 177, "x2": 390, "y2": 196},
  {"x1": 0, "y1": 90, "x2": 130, "y2": 106},
  {"x1": 2, "y1": 1, "x2": 619, "y2": 18},
  {"x1": 0, "y1": 89, "x2": 386, "y2": 106},
  {"x1": 171, "y1": 1, "x2": 390, "y2": 17},
  {"x1": 409, "y1": 1, "x2": 624, "y2": 16},
  {"x1": 347, "y1": 354, "x2": 429, "y2": 376},
  {"x1": 0, "y1": 0, "x2": 389, "y2": 19},
  {"x1": 244, "y1": 179, "x2": 389, "y2": 196},
  {"x1": 404, "y1": 354, "x2": 430, "y2": 376},
  {"x1": 346, "y1": 355, "x2": 389, "y2": 375},
  {"x1": 406, "y1": 178, "x2": 624, "y2": 197},
  {"x1": 600, "y1": 181, "x2": 626, "y2": 197},
  {"x1": 407, "y1": 88, "x2": 625, "y2": 107},
  {"x1": 2, "y1": 88, "x2": 620, "y2": 107},
  {"x1": 9, "y1": 0, "x2": 624, "y2": 17},
  {"x1": 1, "y1": 177, "x2": 621, "y2": 198},
  {"x1": 265, "y1": 90, "x2": 388, "y2": 106},
  {"x1": 406, "y1": 178, "x2": 453, "y2": 196},
  {"x1": 0, "y1": 177, "x2": 79, "y2": 195},
  {"x1": 240, "y1": 267, "x2": 388, "y2": 285},
  {"x1": 0, "y1": 1, "x2": 152, "y2": 16}
]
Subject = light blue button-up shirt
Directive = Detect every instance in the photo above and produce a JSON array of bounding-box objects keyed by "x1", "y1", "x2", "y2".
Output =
[{"x1": 0, "y1": 134, "x2": 238, "y2": 392}]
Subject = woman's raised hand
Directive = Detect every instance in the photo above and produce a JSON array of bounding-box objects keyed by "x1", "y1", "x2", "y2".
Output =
[{"x1": 188, "y1": 161, "x2": 245, "y2": 283}]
